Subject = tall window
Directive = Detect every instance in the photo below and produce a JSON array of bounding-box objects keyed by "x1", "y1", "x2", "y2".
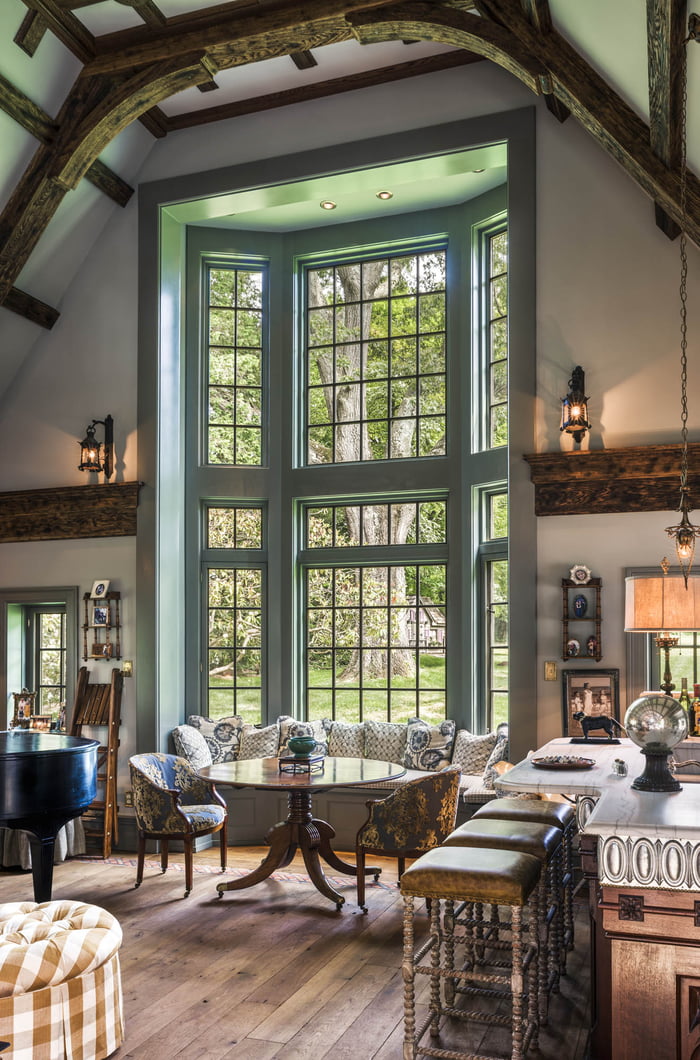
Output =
[
  {"x1": 188, "y1": 200, "x2": 508, "y2": 729},
  {"x1": 26, "y1": 607, "x2": 67, "y2": 711}
]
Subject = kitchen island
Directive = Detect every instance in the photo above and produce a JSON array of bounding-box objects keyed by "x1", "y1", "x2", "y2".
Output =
[{"x1": 498, "y1": 737, "x2": 700, "y2": 1060}]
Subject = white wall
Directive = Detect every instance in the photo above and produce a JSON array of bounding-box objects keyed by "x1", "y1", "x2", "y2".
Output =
[{"x1": 0, "y1": 59, "x2": 698, "y2": 777}]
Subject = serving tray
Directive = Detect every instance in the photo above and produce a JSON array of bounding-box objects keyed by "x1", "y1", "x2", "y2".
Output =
[{"x1": 531, "y1": 755, "x2": 594, "y2": 770}]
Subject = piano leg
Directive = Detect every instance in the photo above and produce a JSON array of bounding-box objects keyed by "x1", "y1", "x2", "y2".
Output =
[{"x1": 6, "y1": 815, "x2": 76, "y2": 902}]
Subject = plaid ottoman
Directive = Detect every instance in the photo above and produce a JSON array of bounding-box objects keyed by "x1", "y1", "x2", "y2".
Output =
[{"x1": 0, "y1": 900, "x2": 124, "y2": 1059}]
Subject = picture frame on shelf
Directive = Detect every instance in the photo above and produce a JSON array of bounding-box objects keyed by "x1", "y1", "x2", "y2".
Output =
[
  {"x1": 90, "y1": 579, "x2": 110, "y2": 599},
  {"x1": 12, "y1": 689, "x2": 36, "y2": 726},
  {"x1": 92, "y1": 641, "x2": 113, "y2": 659},
  {"x1": 562, "y1": 668, "x2": 620, "y2": 739},
  {"x1": 92, "y1": 605, "x2": 109, "y2": 627}
]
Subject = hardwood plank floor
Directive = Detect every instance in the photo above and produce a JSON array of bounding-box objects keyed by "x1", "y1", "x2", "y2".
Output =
[{"x1": 0, "y1": 847, "x2": 591, "y2": 1059}]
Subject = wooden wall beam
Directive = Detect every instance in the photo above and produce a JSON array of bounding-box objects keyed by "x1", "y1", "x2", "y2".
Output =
[
  {"x1": 14, "y1": 10, "x2": 49, "y2": 57},
  {"x1": 20, "y1": 0, "x2": 95, "y2": 62},
  {"x1": 0, "y1": 73, "x2": 134, "y2": 208},
  {"x1": 166, "y1": 49, "x2": 483, "y2": 130},
  {"x1": 0, "y1": 482, "x2": 141, "y2": 542},
  {"x1": 524, "y1": 445, "x2": 700, "y2": 516},
  {"x1": 646, "y1": 0, "x2": 685, "y2": 238},
  {"x1": 2, "y1": 287, "x2": 59, "y2": 329}
]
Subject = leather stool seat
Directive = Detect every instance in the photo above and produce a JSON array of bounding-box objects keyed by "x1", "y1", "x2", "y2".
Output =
[
  {"x1": 443, "y1": 819, "x2": 562, "y2": 858},
  {"x1": 473, "y1": 796, "x2": 575, "y2": 830},
  {"x1": 400, "y1": 845, "x2": 541, "y2": 1060},
  {"x1": 400, "y1": 843, "x2": 541, "y2": 906}
]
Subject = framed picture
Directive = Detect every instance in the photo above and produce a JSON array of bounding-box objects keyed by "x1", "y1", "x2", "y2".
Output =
[
  {"x1": 12, "y1": 689, "x2": 35, "y2": 725},
  {"x1": 93, "y1": 605, "x2": 109, "y2": 627},
  {"x1": 91, "y1": 579, "x2": 110, "y2": 599},
  {"x1": 562, "y1": 668, "x2": 620, "y2": 738},
  {"x1": 92, "y1": 641, "x2": 113, "y2": 659}
]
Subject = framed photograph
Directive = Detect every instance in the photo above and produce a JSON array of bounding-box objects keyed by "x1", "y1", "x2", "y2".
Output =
[
  {"x1": 91, "y1": 579, "x2": 110, "y2": 599},
  {"x1": 92, "y1": 641, "x2": 113, "y2": 659},
  {"x1": 12, "y1": 689, "x2": 35, "y2": 725},
  {"x1": 92, "y1": 605, "x2": 109, "y2": 627},
  {"x1": 562, "y1": 668, "x2": 621, "y2": 739}
]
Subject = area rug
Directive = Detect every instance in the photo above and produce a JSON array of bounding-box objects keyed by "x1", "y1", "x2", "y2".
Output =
[{"x1": 73, "y1": 855, "x2": 395, "y2": 891}]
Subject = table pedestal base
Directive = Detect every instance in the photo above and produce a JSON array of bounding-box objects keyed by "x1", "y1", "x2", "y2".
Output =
[{"x1": 216, "y1": 789, "x2": 380, "y2": 909}]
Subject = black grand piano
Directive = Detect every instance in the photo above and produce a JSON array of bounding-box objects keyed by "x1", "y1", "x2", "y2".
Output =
[{"x1": 0, "y1": 730, "x2": 98, "y2": 901}]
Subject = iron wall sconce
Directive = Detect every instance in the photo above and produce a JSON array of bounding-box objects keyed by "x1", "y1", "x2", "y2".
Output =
[
  {"x1": 78, "y1": 415, "x2": 113, "y2": 478},
  {"x1": 560, "y1": 365, "x2": 591, "y2": 443}
]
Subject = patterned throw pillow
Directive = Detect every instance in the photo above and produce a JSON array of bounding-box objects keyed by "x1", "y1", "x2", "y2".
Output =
[
  {"x1": 328, "y1": 721, "x2": 365, "y2": 759},
  {"x1": 238, "y1": 723, "x2": 280, "y2": 760},
  {"x1": 171, "y1": 725, "x2": 213, "y2": 772},
  {"x1": 450, "y1": 729, "x2": 498, "y2": 775},
  {"x1": 364, "y1": 721, "x2": 407, "y2": 765},
  {"x1": 186, "y1": 715, "x2": 243, "y2": 764},
  {"x1": 482, "y1": 723, "x2": 510, "y2": 789},
  {"x1": 403, "y1": 718, "x2": 456, "y2": 771},
  {"x1": 277, "y1": 717, "x2": 330, "y2": 756}
]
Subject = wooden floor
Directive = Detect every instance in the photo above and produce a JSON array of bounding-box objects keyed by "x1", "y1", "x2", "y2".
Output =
[{"x1": 0, "y1": 847, "x2": 592, "y2": 1059}]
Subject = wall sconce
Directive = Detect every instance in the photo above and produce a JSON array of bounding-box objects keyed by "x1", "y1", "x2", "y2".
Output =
[
  {"x1": 560, "y1": 366, "x2": 591, "y2": 443},
  {"x1": 78, "y1": 415, "x2": 113, "y2": 478}
]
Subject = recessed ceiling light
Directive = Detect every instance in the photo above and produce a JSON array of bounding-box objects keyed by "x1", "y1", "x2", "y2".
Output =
[
  {"x1": 320, "y1": 200, "x2": 337, "y2": 210},
  {"x1": 376, "y1": 190, "x2": 393, "y2": 200},
  {"x1": 472, "y1": 169, "x2": 485, "y2": 174}
]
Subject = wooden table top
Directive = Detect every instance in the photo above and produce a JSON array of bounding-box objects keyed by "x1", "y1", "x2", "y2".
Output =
[{"x1": 199, "y1": 755, "x2": 406, "y2": 792}]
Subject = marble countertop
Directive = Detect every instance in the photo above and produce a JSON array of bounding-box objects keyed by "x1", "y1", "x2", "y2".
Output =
[{"x1": 497, "y1": 737, "x2": 700, "y2": 841}]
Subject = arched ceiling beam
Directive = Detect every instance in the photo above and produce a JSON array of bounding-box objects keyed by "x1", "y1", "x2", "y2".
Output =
[{"x1": 350, "y1": 0, "x2": 700, "y2": 246}]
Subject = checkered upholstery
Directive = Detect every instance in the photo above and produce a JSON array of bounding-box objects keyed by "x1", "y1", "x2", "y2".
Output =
[{"x1": 0, "y1": 900, "x2": 123, "y2": 1060}]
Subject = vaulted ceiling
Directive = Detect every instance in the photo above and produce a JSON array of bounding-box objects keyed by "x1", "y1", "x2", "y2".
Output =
[{"x1": 0, "y1": 0, "x2": 698, "y2": 397}]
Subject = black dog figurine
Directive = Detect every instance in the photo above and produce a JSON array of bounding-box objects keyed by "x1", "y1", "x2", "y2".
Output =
[{"x1": 572, "y1": 711, "x2": 626, "y2": 740}]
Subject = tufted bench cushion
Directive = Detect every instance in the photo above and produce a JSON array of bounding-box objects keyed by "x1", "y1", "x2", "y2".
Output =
[{"x1": 0, "y1": 900, "x2": 124, "y2": 1060}]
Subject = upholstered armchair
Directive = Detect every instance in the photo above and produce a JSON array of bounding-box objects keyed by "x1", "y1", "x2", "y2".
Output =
[
  {"x1": 355, "y1": 765, "x2": 461, "y2": 911},
  {"x1": 129, "y1": 753, "x2": 228, "y2": 898}
]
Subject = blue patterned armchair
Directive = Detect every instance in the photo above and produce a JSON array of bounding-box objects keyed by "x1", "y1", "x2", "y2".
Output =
[
  {"x1": 355, "y1": 765, "x2": 461, "y2": 911},
  {"x1": 129, "y1": 753, "x2": 228, "y2": 897}
]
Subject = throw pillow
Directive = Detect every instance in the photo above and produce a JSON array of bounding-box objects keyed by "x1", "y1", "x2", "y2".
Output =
[
  {"x1": 482, "y1": 723, "x2": 510, "y2": 789},
  {"x1": 171, "y1": 725, "x2": 213, "y2": 772},
  {"x1": 186, "y1": 715, "x2": 243, "y2": 763},
  {"x1": 328, "y1": 721, "x2": 365, "y2": 758},
  {"x1": 277, "y1": 717, "x2": 330, "y2": 757},
  {"x1": 403, "y1": 718, "x2": 456, "y2": 771},
  {"x1": 238, "y1": 723, "x2": 280, "y2": 760},
  {"x1": 364, "y1": 720, "x2": 407, "y2": 765},
  {"x1": 450, "y1": 729, "x2": 498, "y2": 775}
]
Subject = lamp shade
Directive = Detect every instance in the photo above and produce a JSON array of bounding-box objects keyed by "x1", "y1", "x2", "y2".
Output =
[{"x1": 625, "y1": 576, "x2": 700, "y2": 632}]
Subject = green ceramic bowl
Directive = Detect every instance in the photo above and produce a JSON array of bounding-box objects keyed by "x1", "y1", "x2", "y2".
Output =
[{"x1": 287, "y1": 735, "x2": 318, "y2": 756}]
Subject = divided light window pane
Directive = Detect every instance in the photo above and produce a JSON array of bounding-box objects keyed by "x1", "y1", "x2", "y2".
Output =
[
  {"x1": 305, "y1": 249, "x2": 446, "y2": 464},
  {"x1": 488, "y1": 229, "x2": 508, "y2": 449},
  {"x1": 486, "y1": 558, "x2": 509, "y2": 727},
  {"x1": 208, "y1": 506, "x2": 263, "y2": 549},
  {"x1": 305, "y1": 563, "x2": 446, "y2": 724},
  {"x1": 36, "y1": 612, "x2": 66, "y2": 711},
  {"x1": 207, "y1": 567, "x2": 263, "y2": 722},
  {"x1": 206, "y1": 266, "x2": 265, "y2": 466},
  {"x1": 306, "y1": 500, "x2": 447, "y2": 548}
]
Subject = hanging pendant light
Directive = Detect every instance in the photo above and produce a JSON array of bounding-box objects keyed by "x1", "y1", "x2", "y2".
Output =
[{"x1": 664, "y1": 18, "x2": 700, "y2": 587}]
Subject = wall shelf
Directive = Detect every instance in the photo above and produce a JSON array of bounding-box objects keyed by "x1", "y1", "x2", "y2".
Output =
[
  {"x1": 82, "y1": 591, "x2": 121, "y2": 661},
  {"x1": 562, "y1": 578, "x2": 602, "y2": 662}
]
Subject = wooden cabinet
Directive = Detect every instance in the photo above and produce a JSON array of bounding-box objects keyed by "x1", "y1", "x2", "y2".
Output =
[
  {"x1": 562, "y1": 577, "x2": 602, "y2": 661},
  {"x1": 82, "y1": 591, "x2": 121, "y2": 661}
]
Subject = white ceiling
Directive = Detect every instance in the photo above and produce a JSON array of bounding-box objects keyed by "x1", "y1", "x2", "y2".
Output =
[{"x1": 0, "y1": 0, "x2": 698, "y2": 401}]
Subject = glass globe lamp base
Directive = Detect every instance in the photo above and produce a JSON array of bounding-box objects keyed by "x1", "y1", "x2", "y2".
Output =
[{"x1": 631, "y1": 748, "x2": 682, "y2": 793}]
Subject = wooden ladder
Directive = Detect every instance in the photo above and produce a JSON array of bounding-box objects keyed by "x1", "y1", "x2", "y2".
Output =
[{"x1": 70, "y1": 665, "x2": 123, "y2": 858}]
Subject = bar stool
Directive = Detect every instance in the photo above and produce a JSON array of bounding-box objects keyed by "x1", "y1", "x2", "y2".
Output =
[
  {"x1": 472, "y1": 796, "x2": 577, "y2": 968},
  {"x1": 442, "y1": 818, "x2": 563, "y2": 1025},
  {"x1": 400, "y1": 844, "x2": 541, "y2": 1060}
]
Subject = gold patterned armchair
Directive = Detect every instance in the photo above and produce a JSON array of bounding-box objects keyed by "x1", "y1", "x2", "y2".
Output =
[
  {"x1": 355, "y1": 766, "x2": 461, "y2": 911},
  {"x1": 129, "y1": 753, "x2": 228, "y2": 898}
]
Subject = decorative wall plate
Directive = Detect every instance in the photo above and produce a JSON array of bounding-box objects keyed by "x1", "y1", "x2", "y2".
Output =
[{"x1": 569, "y1": 564, "x2": 591, "y2": 584}]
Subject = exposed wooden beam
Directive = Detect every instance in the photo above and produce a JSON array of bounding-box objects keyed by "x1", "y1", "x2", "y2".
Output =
[
  {"x1": 166, "y1": 49, "x2": 483, "y2": 130},
  {"x1": 524, "y1": 445, "x2": 700, "y2": 517},
  {"x1": 2, "y1": 287, "x2": 59, "y2": 330},
  {"x1": 0, "y1": 482, "x2": 141, "y2": 542},
  {"x1": 20, "y1": 0, "x2": 95, "y2": 62},
  {"x1": 85, "y1": 0, "x2": 398, "y2": 74},
  {"x1": 14, "y1": 9, "x2": 48, "y2": 57},
  {"x1": 290, "y1": 50, "x2": 318, "y2": 70},
  {"x1": 0, "y1": 73, "x2": 134, "y2": 208},
  {"x1": 138, "y1": 106, "x2": 169, "y2": 137},
  {"x1": 0, "y1": 53, "x2": 218, "y2": 302},
  {"x1": 421, "y1": 0, "x2": 700, "y2": 246},
  {"x1": 646, "y1": 0, "x2": 685, "y2": 238},
  {"x1": 520, "y1": 0, "x2": 569, "y2": 122}
]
